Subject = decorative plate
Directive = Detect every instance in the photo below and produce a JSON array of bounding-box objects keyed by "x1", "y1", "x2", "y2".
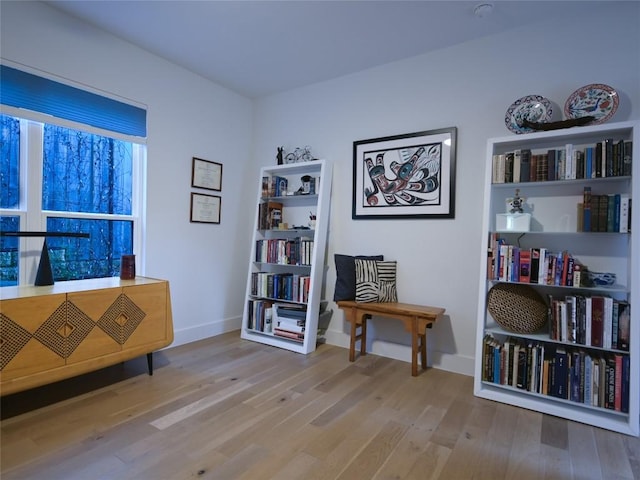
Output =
[
  {"x1": 505, "y1": 95, "x2": 553, "y2": 134},
  {"x1": 564, "y1": 83, "x2": 618, "y2": 124}
]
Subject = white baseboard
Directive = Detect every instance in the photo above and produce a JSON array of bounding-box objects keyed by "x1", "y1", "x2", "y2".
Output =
[
  {"x1": 170, "y1": 316, "x2": 242, "y2": 349},
  {"x1": 170, "y1": 320, "x2": 474, "y2": 377},
  {"x1": 323, "y1": 329, "x2": 474, "y2": 377}
]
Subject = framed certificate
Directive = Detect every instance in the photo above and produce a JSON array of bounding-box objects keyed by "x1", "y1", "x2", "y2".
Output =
[
  {"x1": 191, "y1": 157, "x2": 222, "y2": 191},
  {"x1": 190, "y1": 193, "x2": 221, "y2": 224}
]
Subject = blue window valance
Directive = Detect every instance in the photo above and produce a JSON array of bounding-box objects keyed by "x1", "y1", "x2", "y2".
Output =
[{"x1": 0, "y1": 65, "x2": 146, "y2": 138}]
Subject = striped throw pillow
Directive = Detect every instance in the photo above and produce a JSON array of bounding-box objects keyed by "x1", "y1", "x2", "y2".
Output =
[{"x1": 354, "y1": 259, "x2": 397, "y2": 303}]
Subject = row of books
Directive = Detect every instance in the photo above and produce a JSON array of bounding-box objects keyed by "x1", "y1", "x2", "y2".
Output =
[
  {"x1": 580, "y1": 188, "x2": 631, "y2": 233},
  {"x1": 488, "y1": 236, "x2": 583, "y2": 287},
  {"x1": 261, "y1": 176, "x2": 289, "y2": 198},
  {"x1": 250, "y1": 271, "x2": 311, "y2": 303},
  {"x1": 482, "y1": 335, "x2": 630, "y2": 413},
  {"x1": 547, "y1": 295, "x2": 630, "y2": 351},
  {"x1": 247, "y1": 299, "x2": 273, "y2": 332},
  {"x1": 246, "y1": 300, "x2": 307, "y2": 342},
  {"x1": 255, "y1": 237, "x2": 314, "y2": 266},
  {"x1": 492, "y1": 138, "x2": 632, "y2": 184}
]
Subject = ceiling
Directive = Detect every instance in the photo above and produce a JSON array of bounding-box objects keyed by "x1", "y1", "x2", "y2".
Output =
[{"x1": 45, "y1": 1, "x2": 617, "y2": 99}]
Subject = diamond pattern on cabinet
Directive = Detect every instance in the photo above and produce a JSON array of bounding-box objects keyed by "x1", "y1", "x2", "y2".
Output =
[
  {"x1": 97, "y1": 294, "x2": 146, "y2": 345},
  {"x1": 1, "y1": 291, "x2": 149, "y2": 370},
  {"x1": 0, "y1": 314, "x2": 33, "y2": 369},
  {"x1": 33, "y1": 301, "x2": 95, "y2": 359}
]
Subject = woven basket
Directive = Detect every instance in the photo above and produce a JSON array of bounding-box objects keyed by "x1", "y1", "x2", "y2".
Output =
[{"x1": 487, "y1": 283, "x2": 547, "y2": 333}]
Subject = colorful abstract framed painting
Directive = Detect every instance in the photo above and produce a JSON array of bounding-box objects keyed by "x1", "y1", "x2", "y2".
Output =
[{"x1": 352, "y1": 127, "x2": 457, "y2": 219}]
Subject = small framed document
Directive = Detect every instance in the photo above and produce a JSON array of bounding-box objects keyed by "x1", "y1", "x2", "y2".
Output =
[
  {"x1": 191, "y1": 157, "x2": 222, "y2": 191},
  {"x1": 190, "y1": 193, "x2": 221, "y2": 224}
]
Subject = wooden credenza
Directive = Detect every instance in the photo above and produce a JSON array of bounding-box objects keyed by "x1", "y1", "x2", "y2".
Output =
[{"x1": 0, "y1": 276, "x2": 173, "y2": 396}]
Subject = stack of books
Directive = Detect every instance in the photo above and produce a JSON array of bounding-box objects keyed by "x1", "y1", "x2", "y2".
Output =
[{"x1": 273, "y1": 304, "x2": 307, "y2": 343}]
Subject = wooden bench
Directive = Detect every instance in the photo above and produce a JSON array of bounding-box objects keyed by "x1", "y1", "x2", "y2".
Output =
[{"x1": 336, "y1": 301, "x2": 445, "y2": 376}]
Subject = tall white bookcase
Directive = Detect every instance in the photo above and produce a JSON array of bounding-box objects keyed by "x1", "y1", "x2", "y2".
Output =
[
  {"x1": 474, "y1": 120, "x2": 639, "y2": 436},
  {"x1": 241, "y1": 159, "x2": 332, "y2": 354}
]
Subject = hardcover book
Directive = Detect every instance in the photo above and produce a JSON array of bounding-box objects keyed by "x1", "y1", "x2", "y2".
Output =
[
  {"x1": 570, "y1": 350, "x2": 582, "y2": 403},
  {"x1": 597, "y1": 195, "x2": 608, "y2": 233},
  {"x1": 553, "y1": 348, "x2": 568, "y2": 399},
  {"x1": 505, "y1": 152, "x2": 514, "y2": 183},
  {"x1": 615, "y1": 139, "x2": 624, "y2": 176},
  {"x1": 617, "y1": 301, "x2": 631, "y2": 351},
  {"x1": 519, "y1": 249, "x2": 531, "y2": 283},
  {"x1": 595, "y1": 142, "x2": 603, "y2": 178},
  {"x1": 585, "y1": 147, "x2": 594, "y2": 178},
  {"x1": 535, "y1": 154, "x2": 548, "y2": 182},
  {"x1": 621, "y1": 355, "x2": 630, "y2": 413},
  {"x1": 605, "y1": 138, "x2": 614, "y2": 177},
  {"x1": 520, "y1": 149, "x2": 531, "y2": 183},
  {"x1": 530, "y1": 248, "x2": 540, "y2": 284},
  {"x1": 591, "y1": 296, "x2": 605, "y2": 348},
  {"x1": 582, "y1": 187, "x2": 592, "y2": 232},
  {"x1": 614, "y1": 354, "x2": 623, "y2": 411},
  {"x1": 516, "y1": 343, "x2": 528, "y2": 390},
  {"x1": 547, "y1": 149, "x2": 557, "y2": 181},
  {"x1": 583, "y1": 353, "x2": 592, "y2": 406},
  {"x1": 623, "y1": 140, "x2": 633, "y2": 176}
]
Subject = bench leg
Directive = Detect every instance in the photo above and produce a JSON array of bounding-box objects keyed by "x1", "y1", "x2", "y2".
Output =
[
  {"x1": 419, "y1": 333, "x2": 427, "y2": 371},
  {"x1": 360, "y1": 315, "x2": 368, "y2": 357},
  {"x1": 411, "y1": 318, "x2": 429, "y2": 376},
  {"x1": 349, "y1": 319, "x2": 358, "y2": 362},
  {"x1": 411, "y1": 318, "x2": 418, "y2": 376},
  {"x1": 348, "y1": 314, "x2": 368, "y2": 362}
]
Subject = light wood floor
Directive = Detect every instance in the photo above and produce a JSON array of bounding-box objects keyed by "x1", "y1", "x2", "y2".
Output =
[{"x1": 1, "y1": 332, "x2": 639, "y2": 480}]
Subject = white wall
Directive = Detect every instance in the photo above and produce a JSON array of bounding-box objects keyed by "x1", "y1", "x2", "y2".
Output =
[
  {"x1": 252, "y1": 4, "x2": 640, "y2": 375},
  {"x1": 0, "y1": 1, "x2": 253, "y2": 346},
  {"x1": 2, "y1": 2, "x2": 639, "y2": 377}
]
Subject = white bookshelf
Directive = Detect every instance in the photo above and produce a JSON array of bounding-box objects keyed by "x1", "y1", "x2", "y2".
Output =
[
  {"x1": 474, "y1": 121, "x2": 639, "y2": 436},
  {"x1": 241, "y1": 159, "x2": 332, "y2": 354}
]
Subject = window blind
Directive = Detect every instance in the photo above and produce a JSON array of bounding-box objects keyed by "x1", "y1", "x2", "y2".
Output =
[{"x1": 0, "y1": 65, "x2": 146, "y2": 138}]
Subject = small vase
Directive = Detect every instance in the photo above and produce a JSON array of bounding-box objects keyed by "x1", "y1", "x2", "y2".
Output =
[{"x1": 120, "y1": 254, "x2": 136, "y2": 280}]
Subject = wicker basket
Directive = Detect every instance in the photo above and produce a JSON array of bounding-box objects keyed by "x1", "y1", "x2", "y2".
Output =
[{"x1": 487, "y1": 283, "x2": 548, "y2": 333}]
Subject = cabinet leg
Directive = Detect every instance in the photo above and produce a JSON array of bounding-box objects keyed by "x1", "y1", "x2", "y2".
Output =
[{"x1": 147, "y1": 352, "x2": 153, "y2": 376}]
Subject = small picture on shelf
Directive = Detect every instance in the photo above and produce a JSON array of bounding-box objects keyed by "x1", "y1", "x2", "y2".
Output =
[{"x1": 258, "y1": 201, "x2": 283, "y2": 230}]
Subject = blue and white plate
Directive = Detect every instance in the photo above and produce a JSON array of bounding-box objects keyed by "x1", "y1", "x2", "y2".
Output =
[
  {"x1": 564, "y1": 83, "x2": 618, "y2": 125},
  {"x1": 505, "y1": 95, "x2": 553, "y2": 134},
  {"x1": 586, "y1": 271, "x2": 616, "y2": 287}
]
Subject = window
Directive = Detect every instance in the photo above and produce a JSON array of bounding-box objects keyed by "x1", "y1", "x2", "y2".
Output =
[{"x1": 0, "y1": 113, "x2": 145, "y2": 286}]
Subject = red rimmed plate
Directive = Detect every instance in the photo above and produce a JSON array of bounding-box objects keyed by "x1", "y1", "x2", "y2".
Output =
[{"x1": 564, "y1": 83, "x2": 618, "y2": 124}]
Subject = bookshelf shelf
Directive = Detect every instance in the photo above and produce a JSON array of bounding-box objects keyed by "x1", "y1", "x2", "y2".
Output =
[
  {"x1": 475, "y1": 120, "x2": 639, "y2": 436},
  {"x1": 241, "y1": 159, "x2": 332, "y2": 354},
  {"x1": 487, "y1": 280, "x2": 629, "y2": 294}
]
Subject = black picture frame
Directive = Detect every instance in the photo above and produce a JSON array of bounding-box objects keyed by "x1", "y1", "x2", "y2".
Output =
[
  {"x1": 191, "y1": 157, "x2": 222, "y2": 191},
  {"x1": 190, "y1": 192, "x2": 221, "y2": 224},
  {"x1": 352, "y1": 127, "x2": 457, "y2": 219}
]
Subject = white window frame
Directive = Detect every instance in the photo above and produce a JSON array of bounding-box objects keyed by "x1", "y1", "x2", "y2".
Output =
[{"x1": 0, "y1": 107, "x2": 146, "y2": 285}]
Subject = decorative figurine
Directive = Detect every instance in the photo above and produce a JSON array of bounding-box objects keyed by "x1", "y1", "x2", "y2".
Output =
[
  {"x1": 276, "y1": 146, "x2": 284, "y2": 165},
  {"x1": 508, "y1": 188, "x2": 525, "y2": 213}
]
